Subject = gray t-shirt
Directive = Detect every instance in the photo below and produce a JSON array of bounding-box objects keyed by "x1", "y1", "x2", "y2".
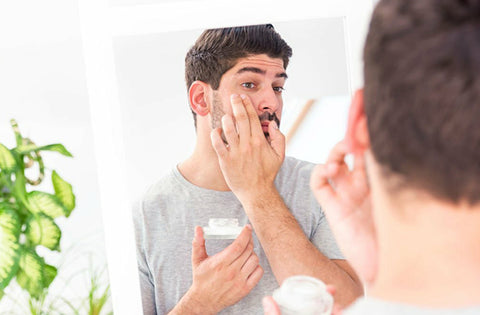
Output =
[
  {"x1": 345, "y1": 297, "x2": 480, "y2": 315},
  {"x1": 133, "y1": 156, "x2": 344, "y2": 314}
]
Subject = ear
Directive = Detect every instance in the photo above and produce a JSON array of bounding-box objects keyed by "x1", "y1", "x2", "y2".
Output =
[
  {"x1": 189, "y1": 81, "x2": 211, "y2": 117},
  {"x1": 346, "y1": 89, "x2": 370, "y2": 155}
]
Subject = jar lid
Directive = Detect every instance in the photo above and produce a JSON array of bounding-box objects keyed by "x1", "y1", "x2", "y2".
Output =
[
  {"x1": 272, "y1": 275, "x2": 333, "y2": 315},
  {"x1": 202, "y1": 218, "x2": 243, "y2": 239}
]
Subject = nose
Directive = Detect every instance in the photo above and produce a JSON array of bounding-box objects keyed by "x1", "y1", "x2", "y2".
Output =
[{"x1": 256, "y1": 87, "x2": 281, "y2": 115}]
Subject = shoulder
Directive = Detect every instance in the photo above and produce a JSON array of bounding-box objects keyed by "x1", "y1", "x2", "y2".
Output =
[
  {"x1": 276, "y1": 156, "x2": 315, "y2": 189},
  {"x1": 275, "y1": 156, "x2": 320, "y2": 214},
  {"x1": 132, "y1": 168, "x2": 181, "y2": 219}
]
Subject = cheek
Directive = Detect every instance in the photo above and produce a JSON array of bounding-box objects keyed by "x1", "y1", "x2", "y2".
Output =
[{"x1": 277, "y1": 104, "x2": 283, "y2": 119}]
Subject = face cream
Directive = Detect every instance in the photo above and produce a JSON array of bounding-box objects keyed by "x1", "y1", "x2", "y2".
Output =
[
  {"x1": 272, "y1": 275, "x2": 333, "y2": 315},
  {"x1": 202, "y1": 218, "x2": 243, "y2": 239}
]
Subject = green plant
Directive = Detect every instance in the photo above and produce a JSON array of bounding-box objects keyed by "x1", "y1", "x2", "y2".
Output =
[
  {"x1": 0, "y1": 119, "x2": 75, "y2": 301},
  {"x1": 0, "y1": 239, "x2": 113, "y2": 315}
]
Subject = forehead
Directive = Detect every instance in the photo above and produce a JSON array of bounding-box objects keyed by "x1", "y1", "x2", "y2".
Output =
[{"x1": 225, "y1": 54, "x2": 286, "y2": 78}]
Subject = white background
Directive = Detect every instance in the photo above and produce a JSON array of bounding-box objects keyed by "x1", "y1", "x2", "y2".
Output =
[{"x1": 0, "y1": 1, "x2": 111, "y2": 313}]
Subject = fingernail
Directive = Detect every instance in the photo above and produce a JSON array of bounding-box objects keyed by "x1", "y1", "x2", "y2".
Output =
[
  {"x1": 240, "y1": 94, "x2": 246, "y2": 99},
  {"x1": 272, "y1": 121, "x2": 278, "y2": 129},
  {"x1": 231, "y1": 94, "x2": 239, "y2": 100}
]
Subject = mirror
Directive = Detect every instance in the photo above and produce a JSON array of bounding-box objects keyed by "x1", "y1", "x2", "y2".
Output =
[{"x1": 79, "y1": 1, "x2": 374, "y2": 311}]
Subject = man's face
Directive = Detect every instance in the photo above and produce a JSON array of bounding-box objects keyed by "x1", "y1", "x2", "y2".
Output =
[{"x1": 209, "y1": 54, "x2": 286, "y2": 140}]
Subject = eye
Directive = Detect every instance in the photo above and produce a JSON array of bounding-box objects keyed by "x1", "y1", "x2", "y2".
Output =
[
  {"x1": 273, "y1": 86, "x2": 285, "y2": 94},
  {"x1": 241, "y1": 82, "x2": 256, "y2": 89}
]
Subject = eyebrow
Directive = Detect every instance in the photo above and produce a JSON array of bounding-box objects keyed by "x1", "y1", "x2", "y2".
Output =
[{"x1": 236, "y1": 67, "x2": 288, "y2": 79}]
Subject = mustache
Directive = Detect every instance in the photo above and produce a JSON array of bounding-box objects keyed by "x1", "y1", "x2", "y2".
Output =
[{"x1": 258, "y1": 112, "x2": 280, "y2": 128}]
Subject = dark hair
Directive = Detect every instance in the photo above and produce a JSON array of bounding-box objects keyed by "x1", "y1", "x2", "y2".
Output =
[
  {"x1": 364, "y1": 0, "x2": 480, "y2": 204},
  {"x1": 185, "y1": 24, "x2": 292, "y2": 127}
]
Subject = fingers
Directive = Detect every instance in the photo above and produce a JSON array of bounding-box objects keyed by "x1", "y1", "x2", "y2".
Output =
[
  {"x1": 262, "y1": 296, "x2": 281, "y2": 315},
  {"x1": 231, "y1": 94, "x2": 251, "y2": 140},
  {"x1": 240, "y1": 251, "x2": 260, "y2": 279},
  {"x1": 310, "y1": 163, "x2": 337, "y2": 207},
  {"x1": 246, "y1": 265, "x2": 264, "y2": 291},
  {"x1": 326, "y1": 140, "x2": 349, "y2": 164},
  {"x1": 192, "y1": 226, "x2": 208, "y2": 267},
  {"x1": 268, "y1": 120, "x2": 285, "y2": 157},
  {"x1": 210, "y1": 128, "x2": 229, "y2": 158},
  {"x1": 229, "y1": 240, "x2": 254, "y2": 269},
  {"x1": 218, "y1": 224, "x2": 252, "y2": 264},
  {"x1": 241, "y1": 94, "x2": 263, "y2": 138},
  {"x1": 326, "y1": 140, "x2": 350, "y2": 177},
  {"x1": 221, "y1": 114, "x2": 239, "y2": 147}
]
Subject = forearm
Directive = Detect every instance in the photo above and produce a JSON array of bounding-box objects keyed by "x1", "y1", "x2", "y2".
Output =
[
  {"x1": 241, "y1": 187, "x2": 363, "y2": 306},
  {"x1": 168, "y1": 289, "x2": 216, "y2": 315}
]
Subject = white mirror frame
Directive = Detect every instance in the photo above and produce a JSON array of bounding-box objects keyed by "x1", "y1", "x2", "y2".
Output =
[{"x1": 78, "y1": 0, "x2": 376, "y2": 313}]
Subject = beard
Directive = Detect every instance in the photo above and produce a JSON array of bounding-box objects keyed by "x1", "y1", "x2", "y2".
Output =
[
  {"x1": 211, "y1": 94, "x2": 228, "y2": 143},
  {"x1": 210, "y1": 92, "x2": 280, "y2": 144}
]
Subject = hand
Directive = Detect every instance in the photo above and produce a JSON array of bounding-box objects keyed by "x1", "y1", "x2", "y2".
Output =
[
  {"x1": 262, "y1": 285, "x2": 342, "y2": 315},
  {"x1": 185, "y1": 225, "x2": 264, "y2": 314},
  {"x1": 210, "y1": 94, "x2": 285, "y2": 202},
  {"x1": 310, "y1": 140, "x2": 377, "y2": 285}
]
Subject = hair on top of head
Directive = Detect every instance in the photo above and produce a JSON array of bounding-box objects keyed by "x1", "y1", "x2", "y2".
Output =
[
  {"x1": 363, "y1": 0, "x2": 480, "y2": 205},
  {"x1": 185, "y1": 24, "x2": 292, "y2": 127}
]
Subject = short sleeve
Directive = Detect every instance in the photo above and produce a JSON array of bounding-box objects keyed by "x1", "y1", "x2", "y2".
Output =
[
  {"x1": 132, "y1": 198, "x2": 157, "y2": 315},
  {"x1": 310, "y1": 207, "x2": 345, "y2": 260}
]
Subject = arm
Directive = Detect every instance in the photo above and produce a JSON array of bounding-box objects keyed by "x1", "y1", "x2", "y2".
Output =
[
  {"x1": 210, "y1": 94, "x2": 363, "y2": 307},
  {"x1": 168, "y1": 225, "x2": 263, "y2": 315},
  {"x1": 240, "y1": 185, "x2": 362, "y2": 306}
]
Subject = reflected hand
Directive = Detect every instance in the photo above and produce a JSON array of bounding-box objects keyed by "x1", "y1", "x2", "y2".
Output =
[
  {"x1": 310, "y1": 140, "x2": 377, "y2": 285},
  {"x1": 185, "y1": 225, "x2": 263, "y2": 314},
  {"x1": 210, "y1": 94, "x2": 285, "y2": 202}
]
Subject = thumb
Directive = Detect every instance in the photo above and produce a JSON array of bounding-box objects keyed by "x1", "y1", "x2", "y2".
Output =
[
  {"x1": 268, "y1": 120, "x2": 285, "y2": 157},
  {"x1": 262, "y1": 296, "x2": 281, "y2": 315},
  {"x1": 191, "y1": 226, "x2": 208, "y2": 267}
]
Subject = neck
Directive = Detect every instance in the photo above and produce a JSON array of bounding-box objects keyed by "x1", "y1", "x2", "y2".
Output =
[
  {"x1": 177, "y1": 126, "x2": 230, "y2": 191},
  {"x1": 370, "y1": 196, "x2": 480, "y2": 308}
]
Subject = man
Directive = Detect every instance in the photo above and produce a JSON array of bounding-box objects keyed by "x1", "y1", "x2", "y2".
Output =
[
  {"x1": 133, "y1": 24, "x2": 362, "y2": 314},
  {"x1": 263, "y1": 0, "x2": 480, "y2": 313}
]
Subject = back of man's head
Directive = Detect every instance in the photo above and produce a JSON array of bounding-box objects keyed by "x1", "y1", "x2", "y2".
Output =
[
  {"x1": 185, "y1": 24, "x2": 292, "y2": 127},
  {"x1": 363, "y1": 0, "x2": 480, "y2": 205}
]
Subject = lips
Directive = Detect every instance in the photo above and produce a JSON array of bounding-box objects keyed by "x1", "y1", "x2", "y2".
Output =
[{"x1": 261, "y1": 121, "x2": 270, "y2": 132}]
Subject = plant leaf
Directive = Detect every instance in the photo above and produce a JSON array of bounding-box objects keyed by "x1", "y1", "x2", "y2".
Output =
[
  {"x1": 0, "y1": 207, "x2": 21, "y2": 291},
  {"x1": 51, "y1": 171, "x2": 75, "y2": 215},
  {"x1": 42, "y1": 263, "x2": 57, "y2": 288},
  {"x1": 0, "y1": 144, "x2": 16, "y2": 172},
  {"x1": 25, "y1": 214, "x2": 61, "y2": 251},
  {"x1": 16, "y1": 248, "x2": 46, "y2": 299},
  {"x1": 26, "y1": 191, "x2": 67, "y2": 218},
  {"x1": 16, "y1": 143, "x2": 73, "y2": 158}
]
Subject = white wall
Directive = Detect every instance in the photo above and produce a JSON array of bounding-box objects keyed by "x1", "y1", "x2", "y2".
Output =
[{"x1": 0, "y1": 1, "x2": 111, "y2": 312}]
